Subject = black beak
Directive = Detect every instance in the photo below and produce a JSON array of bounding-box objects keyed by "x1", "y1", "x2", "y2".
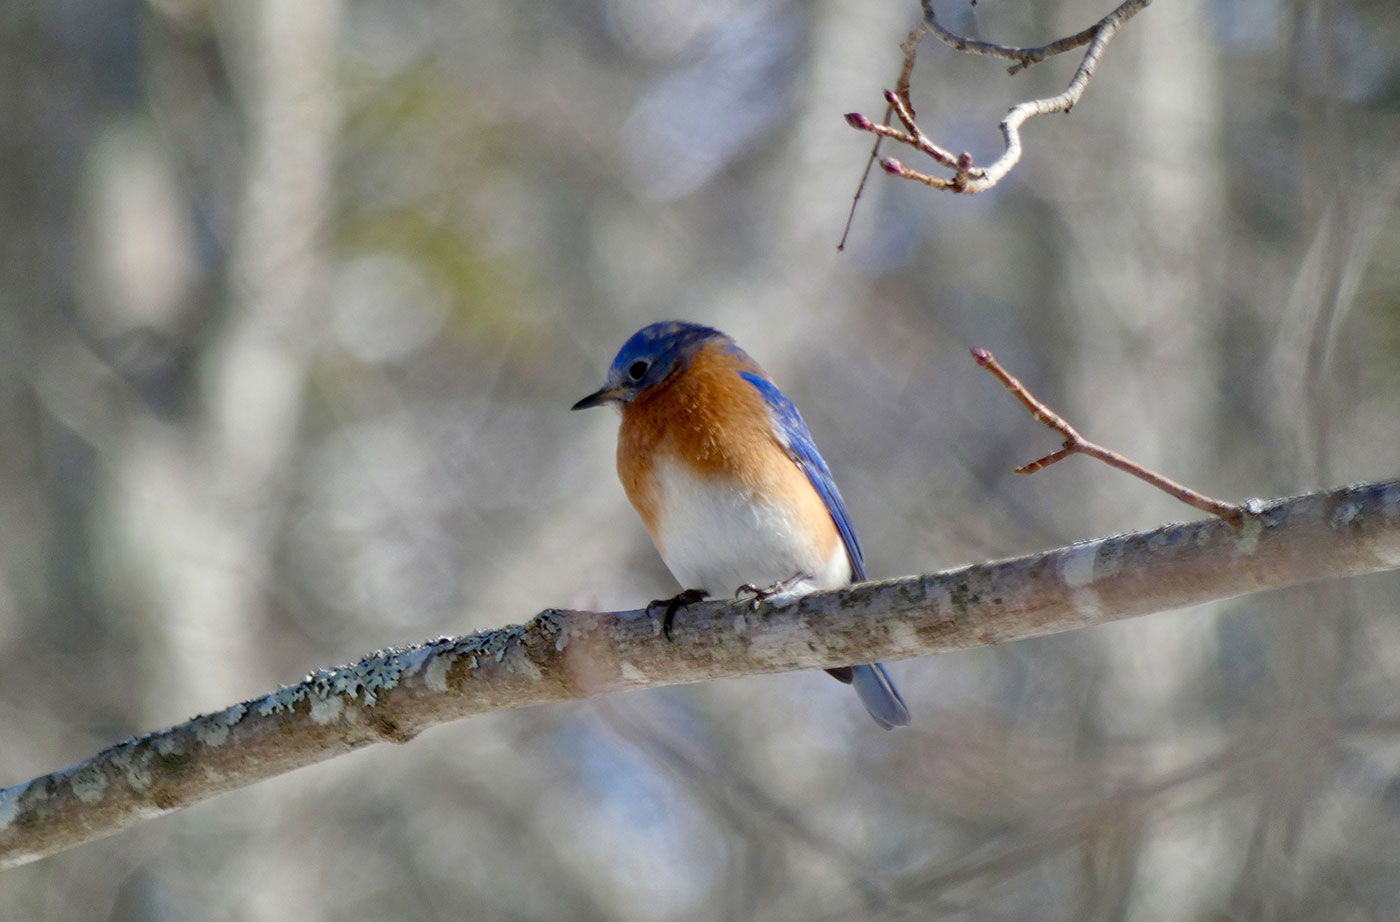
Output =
[{"x1": 571, "y1": 386, "x2": 621, "y2": 411}]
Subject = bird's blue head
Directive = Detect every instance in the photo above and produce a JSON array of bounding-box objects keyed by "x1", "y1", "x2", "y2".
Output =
[{"x1": 572, "y1": 321, "x2": 731, "y2": 410}]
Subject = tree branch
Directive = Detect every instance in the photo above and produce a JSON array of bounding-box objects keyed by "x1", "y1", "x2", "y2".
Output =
[
  {"x1": 922, "y1": 0, "x2": 1150, "y2": 76},
  {"x1": 844, "y1": 0, "x2": 1154, "y2": 195},
  {"x1": 972, "y1": 348, "x2": 1243, "y2": 522},
  {"x1": 3, "y1": 479, "x2": 1399, "y2": 870}
]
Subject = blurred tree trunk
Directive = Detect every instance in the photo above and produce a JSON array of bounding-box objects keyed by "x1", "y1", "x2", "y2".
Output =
[
  {"x1": 110, "y1": 0, "x2": 344, "y2": 716},
  {"x1": 0, "y1": 0, "x2": 149, "y2": 761},
  {"x1": 1048, "y1": 1, "x2": 1231, "y2": 916}
]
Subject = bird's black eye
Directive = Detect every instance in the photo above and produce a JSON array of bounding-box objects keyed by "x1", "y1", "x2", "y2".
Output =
[{"x1": 627, "y1": 360, "x2": 649, "y2": 382}]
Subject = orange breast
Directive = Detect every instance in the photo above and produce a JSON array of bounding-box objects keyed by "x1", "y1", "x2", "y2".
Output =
[{"x1": 615, "y1": 343, "x2": 841, "y2": 568}]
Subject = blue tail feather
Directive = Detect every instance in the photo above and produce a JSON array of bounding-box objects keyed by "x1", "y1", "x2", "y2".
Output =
[{"x1": 848, "y1": 663, "x2": 910, "y2": 730}]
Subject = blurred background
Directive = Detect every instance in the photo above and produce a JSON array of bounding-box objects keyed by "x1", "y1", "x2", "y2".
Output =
[{"x1": 2, "y1": 0, "x2": 1399, "y2": 917}]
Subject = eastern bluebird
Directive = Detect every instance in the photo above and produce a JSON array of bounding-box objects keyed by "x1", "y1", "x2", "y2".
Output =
[{"x1": 572, "y1": 321, "x2": 910, "y2": 729}]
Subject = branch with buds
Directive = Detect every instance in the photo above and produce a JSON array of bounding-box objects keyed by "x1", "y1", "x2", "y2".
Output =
[{"x1": 841, "y1": 0, "x2": 1153, "y2": 216}]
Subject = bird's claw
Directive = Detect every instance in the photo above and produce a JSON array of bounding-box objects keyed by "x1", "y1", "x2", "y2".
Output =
[
  {"x1": 735, "y1": 584, "x2": 766, "y2": 612},
  {"x1": 649, "y1": 588, "x2": 707, "y2": 640},
  {"x1": 735, "y1": 572, "x2": 811, "y2": 611}
]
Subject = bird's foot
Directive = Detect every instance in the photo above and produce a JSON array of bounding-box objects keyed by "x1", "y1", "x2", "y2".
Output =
[
  {"x1": 648, "y1": 588, "x2": 707, "y2": 641},
  {"x1": 735, "y1": 572, "x2": 811, "y2": 612}
]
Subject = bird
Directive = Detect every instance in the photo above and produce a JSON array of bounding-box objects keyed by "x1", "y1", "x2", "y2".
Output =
[{"x1": 571, "y1": 321, "x2": 910, "y2": 729}]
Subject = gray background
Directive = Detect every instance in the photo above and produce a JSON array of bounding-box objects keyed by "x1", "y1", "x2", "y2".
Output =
[{"x1": 3, "y1": 0, "x2": 1400, "y2": 918}]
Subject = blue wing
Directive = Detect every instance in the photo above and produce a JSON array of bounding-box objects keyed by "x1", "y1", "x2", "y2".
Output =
[
  {"x1": 740, "y1": 371, "x2": 910, "y2": 729},
  {"x1": 740, "y1": 372, "x2": 866, "y2": 582}
]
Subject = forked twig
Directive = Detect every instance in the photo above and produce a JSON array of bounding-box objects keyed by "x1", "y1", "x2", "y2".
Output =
[
  {"x1": 971, "y1": 347, "x2": 1243, "y2": 524},
  {"x1": 842, "y1": 0, "x2": 1153, "y2": 199}
]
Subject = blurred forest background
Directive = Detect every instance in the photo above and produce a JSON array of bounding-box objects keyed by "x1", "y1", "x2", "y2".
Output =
[{"x1": 3, "y1": 0, "x2": 1400, "y2": 918}]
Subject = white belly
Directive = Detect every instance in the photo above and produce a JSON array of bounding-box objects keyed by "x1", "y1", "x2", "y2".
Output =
[{"x1": 649, "y1": 457, "x2": 851, "y2": 597}]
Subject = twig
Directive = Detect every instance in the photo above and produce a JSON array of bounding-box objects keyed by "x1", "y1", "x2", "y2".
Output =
[
  {"x1": 837, "y1": 23, "x2": 933, "y2": 249},
  {"x1": 843, "y1": 0, "x2": 1154, "y2": 196},
  {"x1": 837, "y1": 103, "x2": 892, "y2": 252},
  {"x1": 971, "y1": 347, "x2": 1243, "y2": 523},
  {"x1": 922, "y1": 0, "x2": 1146, "y2": 76}
]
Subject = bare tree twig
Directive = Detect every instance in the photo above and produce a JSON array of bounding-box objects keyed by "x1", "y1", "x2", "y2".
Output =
[
  {"x1": 843, "y1": 0, "x2": 1154, "y2": 196},
  {"x1": 838, "y1": 24, "x2": 933, "y2": 249},
  {"x1": 837, "y1": 104, "x2": 894, "y2": 252},
  {"x1": 972, "y1": 347, "x2": 1243, "y2": 523},
  {"x1": 922, "y1": 0, "x2": 1150, "y2": 76},
  {"x1": 5, "y1": 480, "x2": 1400, "y2": 869}
]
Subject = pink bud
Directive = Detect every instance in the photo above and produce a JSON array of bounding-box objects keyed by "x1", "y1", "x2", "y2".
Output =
[{"x1": 844, "y1": 112, "x2": 874, "y2": 131}]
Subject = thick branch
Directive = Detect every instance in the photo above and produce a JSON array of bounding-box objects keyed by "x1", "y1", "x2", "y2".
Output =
[{"x1": 3, "y1": 479, "x2": 1399, "y2": 870}]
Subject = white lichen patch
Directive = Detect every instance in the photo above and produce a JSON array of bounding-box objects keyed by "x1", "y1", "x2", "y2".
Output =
[
  {"x1": 1060, "y1": 541, "x2": 1102, "y2": 589},
  {"x1": 110, "y1": 744, "x2": 155, "y2": 790},
  {"x1": 1070, "y1": 588, "x2": 1105, "y2": 619},
  {"x1": 192, "y1": 704, "x2": 246, "y2": 748},
  {"x1": 619, "y1": 662, "x2": 649, "y2": 683},
  {"x1": 884, "y1": 619, "x2": 918, "y2": 652},
  {"x1": 308, "y1": 692, "x2": 345, "y2": 725},
  {"x1": 153, "y1": 733, "x2": 187, "y2": 758},
  {"x1": 69, "y1": 763, "x2": 109, "y2": 804},
  {"x1": 422, "y1": 649, "x2": 454, "y2": 692},
  {"x1": 1236, "y1": 512, "x2": 1263, "y2": 555}
]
